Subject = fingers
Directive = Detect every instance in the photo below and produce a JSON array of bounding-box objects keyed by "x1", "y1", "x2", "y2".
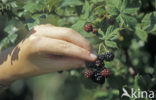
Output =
[
  {"x1": 32, "y1": 37, "x2": 97, "y2": 61},
  {"x1": 31, "y1": 55, "x2": 85, "y2": 71},
  {"x1": 32, "y1": 25, "x2": 91, "y2": 51}
]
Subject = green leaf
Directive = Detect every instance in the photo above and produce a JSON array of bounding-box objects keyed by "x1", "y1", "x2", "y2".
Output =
[
  {"x1": 82, "y1": 1, "x2": 90, "y2": 19},
  {"x1": 135, "y1": 26, "x2": 148, "y2": 41},
  {"x1": 134, "y1": 74, "x2": 140, "y2": 89},
  {"x1": 141, "y1": 12, "x2": 156, "y2": 34},
  {"x1": 106, "y1": 0, "x2": 120, "y2": 15},
  {"x1": 25, "y1": 18, "x2": 40, "y2": 30},
  {"x1": 105, "y1": 26, "x2": 114, "y2": 38},
  {"x1": 123, "y1": 8, "x2": 139, "y2": 15},
  {"x1": 120, "y1": 0, "x2": 127, "y2": 12},
  {"x1": 62, "y1": 0, "x2": 83, "y2": 6},
  {"x1": 71, "y1": 20, "x2": 86, "y2": 31},
  {"x1": 4, "y1": 25, "x2": 18, "y2": 34},
  {"x1": 121, "y1": 14, "x2": 137, "y2": 26},
  {"x1": 23, "y1": 1, "x2": 42, "y2": 13},
  {"x1": 94, "y1": 91, "x2": 108, "y2": 98},
  {"x1": 8, "y1": 34, "x2": 18, "y2": 43},
  {"x1": 105, "y1": 40, "x2": 118, "y2": 48}
]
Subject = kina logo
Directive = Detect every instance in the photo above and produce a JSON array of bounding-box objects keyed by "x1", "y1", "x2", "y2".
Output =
[{"x1": 121, "y1": 88, "x2": 155, "y2": 99}]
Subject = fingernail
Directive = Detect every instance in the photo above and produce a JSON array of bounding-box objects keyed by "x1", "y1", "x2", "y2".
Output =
[{"x1": 90, "y1": 53, "x2": 97, "y2": 60}]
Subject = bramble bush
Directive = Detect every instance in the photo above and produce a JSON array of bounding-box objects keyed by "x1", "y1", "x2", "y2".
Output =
[{"x1": 0, "y1": 0, "x2": 156, "y2": 100}]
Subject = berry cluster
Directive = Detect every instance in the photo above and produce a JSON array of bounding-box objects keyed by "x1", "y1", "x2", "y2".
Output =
[
  {"x1": 84, "y1": 24, "x2": 98, "y2": 35},
  {"x1": 84, "y1": 51, "x2": 114, "y2": 84}
]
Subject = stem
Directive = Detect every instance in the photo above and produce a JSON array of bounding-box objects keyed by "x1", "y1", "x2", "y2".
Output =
[
  {"x1": 98, "y1": 43, "x2": 103, "y2": 54},
  {"x1": 102, "y1": 43, "x2": 108, "y2": 52}
]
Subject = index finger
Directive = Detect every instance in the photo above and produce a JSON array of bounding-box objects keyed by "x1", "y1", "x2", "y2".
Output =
[{"x1": 32, "y1": 25, "x2": 92, "y2": 51}]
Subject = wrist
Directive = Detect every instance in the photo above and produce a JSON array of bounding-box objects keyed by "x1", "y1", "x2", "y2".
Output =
[{"x1": 0, "y1": 62, "x2": 16, "y2": 84}]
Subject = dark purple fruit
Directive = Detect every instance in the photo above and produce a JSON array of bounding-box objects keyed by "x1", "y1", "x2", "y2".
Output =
[
  {"x1": 97, "y1": 54, "x2": 105, "y2": 61},
  {"x1": 91, "y1": 72, "x2": 105, "y2": 84},
  {"x1": 108, "y1": 17, "x2": 115, "y2": 25},
  {"x1": 103, "y1": 52, "x2": 114, "y2": 61}
]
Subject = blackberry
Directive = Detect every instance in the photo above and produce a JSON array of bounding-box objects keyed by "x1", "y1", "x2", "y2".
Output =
[
  {"x1": 103, "y1": 52, "x2": 114, "y2": 61},
  {"x1": 84, "y1": 24, "x2": 93, "y2": 32},
  {"x1": 84, "y1": 70, "x2": 93, "y2": 78},
  {"x1": 92, "y1": 28, "x2": 98, "y2": 34},
  {"x1": 91, "y1": 72, "x2": 105, "y2": 84},
  {"x1": 86, "y1": 60, "x2": 104, "y2": 69},
  {"x1": 108, "y1": 17, "x2": 115, "y2": 25},
  {"x1": 97, "y1": 54, "x2": 105, "y2": 61},
  {"x1": 95, "y1": 59, "x2": 104, "y2": 68},
  {"x1": 100, "y1": 69, "x2": 111, "y2": 77}
]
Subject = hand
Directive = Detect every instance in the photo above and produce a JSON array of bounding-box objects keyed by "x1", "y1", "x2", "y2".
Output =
[{"x1": 4, "y1": 24, "x2": 97, "y2": 80}]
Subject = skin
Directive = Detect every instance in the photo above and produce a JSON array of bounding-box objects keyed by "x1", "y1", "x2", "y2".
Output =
[{"x1": 0, "y1": 24, "x2": 97, "y2": 85}]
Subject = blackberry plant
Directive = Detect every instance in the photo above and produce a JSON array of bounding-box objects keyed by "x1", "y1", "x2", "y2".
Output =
[{"x1": 0, "y1": 0, "x2": 156, "y2": 100}]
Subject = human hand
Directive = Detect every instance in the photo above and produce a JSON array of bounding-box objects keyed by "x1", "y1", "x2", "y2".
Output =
[{"x1": 6, "y1": 24, "x2": 97, "y2": 79}]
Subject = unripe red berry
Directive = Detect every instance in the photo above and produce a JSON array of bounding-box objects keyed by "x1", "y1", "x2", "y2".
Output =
[
  {"x1": 100, "y1": 69, "x2": 111, "y2": 77},
  {"x1": 84, "y1": 70, "x2": 93, "y2": 78},
  {"x1": 92, "y1": 28, "x2": 98, "y2": 34},
  {"x1": 84, "y1": 24, "x2": 93, "y2": 32}
]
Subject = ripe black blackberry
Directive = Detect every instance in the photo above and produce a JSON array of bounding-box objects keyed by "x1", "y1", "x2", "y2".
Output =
[
  {"x1": 100, "y1": 69, "x2": 111, "y2": 77},
  {"x1": 92, "y1": 28, "x2": 98, "y2": 34},
  {"x1": 97, "y1": 54, "x2": 105, "y2": 61},
  {"x1": 84, "y1": 70, "x2": 93, "y2": 78},
  {"x1": 91, "y1": 71, "x2": 105, "y2": 84},
  {"x1": 108, "y1": 17, "x2": 115, "y2": 25},
  {"x1": 86, "y1": 60, "x2": 104, "y2": 69},
  {"x1": 103, "y1": 52, "x2": 114, "y2": 61},
  {"x1": 95, "y1": 59, "x2": 104, "y2": 68},
  {"x1": 84, "y1": 24, "x2": 93, "y2": 32}
]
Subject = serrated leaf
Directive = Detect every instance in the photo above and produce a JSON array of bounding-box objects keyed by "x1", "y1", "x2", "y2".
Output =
[
  {"x1": 82, "y1": 1, "x2": 90, "y2": 19},
  {"x1": 135, "y1": 27, "x2": 147, "y2": 41},
  {"x1": 23, "y1": 1, "x2": 42, "y2": 13},
  {"x1": 71, "y1": 20, "x2": 86, "y2": 31},
  {"x1": 105, "y1": 40, "x2": 118, "y2": 48},
  {"x1": 121, "y1": 14, "x2": 137, "y2": 26},
  {"x1": 105, "y1": 26, "x2": 114, "y2": 38},
  {"x1": 120, "y1": 0, "x2": 127, "y2": 12},
  {"x1": 141, "y1": 12, "x2": 156, "y2": 34},
  {"x1": 106, "y1": 0, "x2": 120, "y2": 15},
  {"x1": 123, "y1": 8, "x2": 139, "y2": 15}
]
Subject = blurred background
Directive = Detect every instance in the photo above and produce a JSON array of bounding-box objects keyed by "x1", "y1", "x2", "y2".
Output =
[{"x1": 0, "y1": 0, "x2": 156, "y2": 100}]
